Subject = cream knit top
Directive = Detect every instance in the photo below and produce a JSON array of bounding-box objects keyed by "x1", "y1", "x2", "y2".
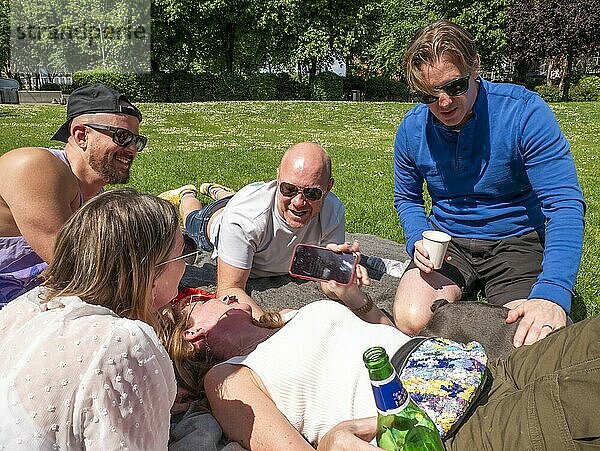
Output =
[{"x1": 225, "y1": 300, "x2": 410, "y2": 445}]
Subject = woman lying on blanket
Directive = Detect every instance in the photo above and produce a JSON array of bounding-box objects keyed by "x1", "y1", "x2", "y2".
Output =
[
  {"x1": 0, "y1": 189, "x2": 190, "y2": 449},
  {"x1": 167, "y1": 252, "x2": 600, "y2": 451}
]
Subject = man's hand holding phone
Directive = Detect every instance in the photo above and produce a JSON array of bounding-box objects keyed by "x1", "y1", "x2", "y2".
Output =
[{"x1": 289, "y1": 241, "x2": 391, "y2": 326}]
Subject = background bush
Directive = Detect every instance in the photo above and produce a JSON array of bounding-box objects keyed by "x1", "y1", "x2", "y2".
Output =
[
  {"x1": 247, "y1": 73, "x2": 278, "y2": 100},
  {"x1": 72, "y1": 70, "x2": 140, "y2": 100},
  {"x1": 364, "y1": 77, "x2": 409, "y2": 101},
  {"x1": 214, "y1": 73, "x2": 251, "y2": 101},
  {"x1": 571, "y1": 76, "x2": 600, "y2": 101},
  {"x1": 170, "y1": 72, "x2": 217, "y2": 102},
  {"x1": 534, "y1": 84, "x2": 562, "y2": 102},
  {"x1": 578, "y1": 75, "x2": 600, "y2": 90},
  {"x1": 134, "y1": 72, "x2": 172, "y2": 102},
  {"x1": 274, "y1": 73, "x2": 295, "y2": 100},
  {"x1": 311, "y1": 71, "x2": 343, "y2": 101},
  {"x1": 570, "y1": 84, "x2": 599, "y2": 101},
  {"x1": 343, "y1": 75, "x2": 366, "y2": 100},
  {"x1": 296, "y1": 80, "x2": 312, "y2": 100},
  {"x1": 59, "y1": 83, "x2": 75, "y2": 94},
  {"x1": 68, "y1": 70, "x2": 416, "y2": 102},
  {"x1": 39, "y1": 82, "x2": 62, "y2": 91}
]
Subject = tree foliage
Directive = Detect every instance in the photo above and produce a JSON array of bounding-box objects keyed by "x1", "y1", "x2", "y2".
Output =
[
  {"x1": 6, "y1": 0, "x2": 150, "y2": 77},
  {"x1": 374, "y1": 0, "x2": 512, "y2": 77},
  {"x1": 256, "y1": 0, "x2": 381, "y2": 83},
  {"x1": 0, "y1": 0, "x2": 8, "y2": 76},
  {"x1": 152, "y1": 0, "x2": 264, "y2": 73},
  {"x1": 2, "y1": 0, "x2": 599, "y2": 95},
  {"x1": 506, "y1": 0, "x2": 600, "y2": 99}
]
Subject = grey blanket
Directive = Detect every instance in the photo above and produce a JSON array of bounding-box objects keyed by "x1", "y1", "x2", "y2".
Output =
[
  {"x1": 169, "y1": 402, "x2": 245, "y2": 451},
  {"x1": 170, "y1": 233, "x2": 409, "y2": 449}
]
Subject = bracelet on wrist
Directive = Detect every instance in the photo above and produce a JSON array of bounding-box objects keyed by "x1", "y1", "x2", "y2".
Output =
[{"x1": 351, "y1": 293, "x2": 374, "y2": 315}]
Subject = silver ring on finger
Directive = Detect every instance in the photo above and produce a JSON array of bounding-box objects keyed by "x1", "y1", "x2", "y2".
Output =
[{"x1": 542, "y1": 324, "x2": 555, "y2": 332}]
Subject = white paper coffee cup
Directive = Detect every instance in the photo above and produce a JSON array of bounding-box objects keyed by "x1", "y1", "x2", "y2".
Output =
[{"x1": 422, "y1": 230, "x2": 452, "y2": 270}]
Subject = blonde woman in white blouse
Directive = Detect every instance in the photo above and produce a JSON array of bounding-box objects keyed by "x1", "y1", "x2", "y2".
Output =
[{"x1": 0, "y1": 189, "x2": 195, "y2": 450}]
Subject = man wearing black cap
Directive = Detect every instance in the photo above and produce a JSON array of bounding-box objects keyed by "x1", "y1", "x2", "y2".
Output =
[{"x1": 0, "y1": 83, "x2": 146, "y2": 305}]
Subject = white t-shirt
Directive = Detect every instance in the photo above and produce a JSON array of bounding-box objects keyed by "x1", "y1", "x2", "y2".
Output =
[
  {"x1": 0, "y1": 286, "x2": 177, "y2": 450},
  {"x1": 211, "y1": 181, "x2": 345, "y2": 278},
  {"x1": 225, "y1": 300, "x2": 410, "y2": 444}
]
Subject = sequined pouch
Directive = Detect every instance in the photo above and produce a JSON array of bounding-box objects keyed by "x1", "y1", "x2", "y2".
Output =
[{"x1": 391, "y1": 337, "x2": 490, "y2": 440}]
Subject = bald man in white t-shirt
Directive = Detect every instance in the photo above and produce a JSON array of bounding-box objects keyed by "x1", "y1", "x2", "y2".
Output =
[{"x1": 159, "y1": 142, "x2": 346, "y2": 316}]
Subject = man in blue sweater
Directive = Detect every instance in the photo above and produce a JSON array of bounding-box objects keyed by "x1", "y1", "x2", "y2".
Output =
[{"x1": 393, "y1": 20, "x2": 585, "y2": 347}]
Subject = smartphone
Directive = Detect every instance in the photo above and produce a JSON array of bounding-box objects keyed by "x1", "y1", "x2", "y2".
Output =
[{"x1": 289, "y1": 243, "x2": 358, "y2": 285}]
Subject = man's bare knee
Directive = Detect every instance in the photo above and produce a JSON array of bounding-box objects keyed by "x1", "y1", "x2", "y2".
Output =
[
  {"x1": 394, "y1": 304, "x2": 432, "y2": 336},
  {"x1": 393, "y1": 267, "x2": 461, "y2": 335}
]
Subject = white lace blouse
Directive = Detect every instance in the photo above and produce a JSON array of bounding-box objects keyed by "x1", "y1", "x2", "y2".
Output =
[{"x1": 0, "y1": 286, "x2": 176, "y2": 450}]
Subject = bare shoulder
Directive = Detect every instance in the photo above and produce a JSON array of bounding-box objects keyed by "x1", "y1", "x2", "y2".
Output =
[
  {"x1": 0, "y1": 147, "x2": 69, "y2": 173},
  {"x1": 0, "y1": 147, "x2": 77, "y2": 195},
  {"x1": 205, "y1": 363, "x2": 246, "y2": 389},
  {"x1": 0, "y1": 147, "x2": 80, "y2": 242},
  {"x1": 205, "y1": 364, "x2": 266, "y2": 397}
]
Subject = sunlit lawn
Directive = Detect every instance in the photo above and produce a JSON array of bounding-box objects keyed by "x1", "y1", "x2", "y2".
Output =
[{"x1": 1, "y1": 100, "x2": 599, "y2": 320}]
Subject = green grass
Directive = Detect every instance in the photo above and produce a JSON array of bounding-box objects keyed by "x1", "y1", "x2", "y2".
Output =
[{"x1": 1, "y1": 100, "x2": 599, "y2": 320}]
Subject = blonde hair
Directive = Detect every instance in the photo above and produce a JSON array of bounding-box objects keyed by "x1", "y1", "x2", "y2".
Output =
[
  {"x1": 164, "y1": 301, "x2": 284, "y2": 397},
  {"x1": 404, "y1": 20, "x2": 480, "y2": 94},
  {"x1": 43, "y1": 188, "x2": 179, "y2": 331}
]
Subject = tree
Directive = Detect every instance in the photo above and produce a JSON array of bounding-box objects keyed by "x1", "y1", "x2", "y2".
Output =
[
  {"x1": 254, "y1": 0, "x2": 381, "y2": 84},
  {"x1": 0, "y1": 0, "x2": 9, "y2": 76},
  {"x1": 507, "y1": 0, "x2": 600, "y2": 100},
  {"x1": 152, "y1": 0, "x2": 268, "y2": 73},
  {"x1": 8, "y1": 0, "x2": 150, "y2": 76},
  {"x1": 374, "y1": 0, "x2": 512, "y2": 78}
]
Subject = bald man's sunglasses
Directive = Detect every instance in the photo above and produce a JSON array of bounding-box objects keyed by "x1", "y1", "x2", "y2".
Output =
[
  {"x1": 279, "y1": 182, "x2": 323, "y2": 201},
  {"x1": 85, "y1": 123, "x2": 147, "y2": 152},
  {"x1": 417, "y1": 74, "x2": 471, "y2": 104}
]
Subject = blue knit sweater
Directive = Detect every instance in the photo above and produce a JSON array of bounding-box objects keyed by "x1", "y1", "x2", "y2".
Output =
[{"x1": 393, "y1": 78, "x2": 585, "y2": 311}]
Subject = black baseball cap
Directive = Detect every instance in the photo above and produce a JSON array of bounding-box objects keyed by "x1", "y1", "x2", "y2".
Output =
[{"x1": 51, "y1": 83, "x2": 142, "y2": 142}]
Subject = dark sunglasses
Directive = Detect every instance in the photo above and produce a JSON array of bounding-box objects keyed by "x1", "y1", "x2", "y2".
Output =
[
  {"x1": 417, "y1": 74, "x2": 471, "y2": 104},
  {"x1": 157, "y1": 233, "x2": 199, "y2": 267},
  {"x1": 84, "y1": 123, "x2": 147, "y2": 152},
  {"x1": 279, "y1": 181, "x2": 323, "y2": 201}
]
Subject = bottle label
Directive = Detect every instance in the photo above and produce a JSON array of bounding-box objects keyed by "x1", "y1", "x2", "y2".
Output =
[{"x1": 370, "y1": 371, "x2": 409, "y2": 415}]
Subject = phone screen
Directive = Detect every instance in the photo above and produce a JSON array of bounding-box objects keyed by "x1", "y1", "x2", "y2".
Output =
[{"x1": 289, "y1": 244, "x2": 357, "y2": 285}]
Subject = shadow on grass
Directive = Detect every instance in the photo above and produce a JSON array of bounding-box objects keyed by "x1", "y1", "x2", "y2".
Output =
[{"x1": 570, "y1": 290, "x2": 588, "y2": 322}]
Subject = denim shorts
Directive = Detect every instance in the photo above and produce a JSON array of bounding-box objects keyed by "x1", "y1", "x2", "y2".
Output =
[{"x1": 184, "y1": 197, "x2": 231, "y2": 252}]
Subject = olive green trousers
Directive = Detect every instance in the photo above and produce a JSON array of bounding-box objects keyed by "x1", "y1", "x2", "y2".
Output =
[{"x1": 446, "y1": 314, "x2": 600, "y2": 451}]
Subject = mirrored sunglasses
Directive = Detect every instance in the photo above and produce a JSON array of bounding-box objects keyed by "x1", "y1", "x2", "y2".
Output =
[
  {"x1": 279, "y1": 181, "x2": 323, "y2": 201},
  {"x1": 157, "y1": 233, "x2": 199, "y2": 267},
  {"x1": 417, "y1": 74, "x2": 471, "y2": 105},
  {"x1": 84, "y1": 123, "x2": 147, "y2": 152}
]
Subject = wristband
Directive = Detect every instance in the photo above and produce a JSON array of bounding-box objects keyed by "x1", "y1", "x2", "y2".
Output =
[{"x1": 351, "y1": 293, "x2": 374, "y2": 315}]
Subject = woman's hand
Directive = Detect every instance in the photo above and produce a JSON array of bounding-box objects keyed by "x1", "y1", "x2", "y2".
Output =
[
  {"x1": 320, "y1": 241, "x2": 393, "y2": 326},
  {"x1": 317, "y1": 417, "x2": 383, "y2": 450},
  {"x1": 321, "y1": 240, "x2": 370, "y2": 301}
]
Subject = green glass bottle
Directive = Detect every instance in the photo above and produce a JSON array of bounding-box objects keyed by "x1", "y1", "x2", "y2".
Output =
[{"x1": 363, "y1": 346, "x2": 445, "y2": 451}]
